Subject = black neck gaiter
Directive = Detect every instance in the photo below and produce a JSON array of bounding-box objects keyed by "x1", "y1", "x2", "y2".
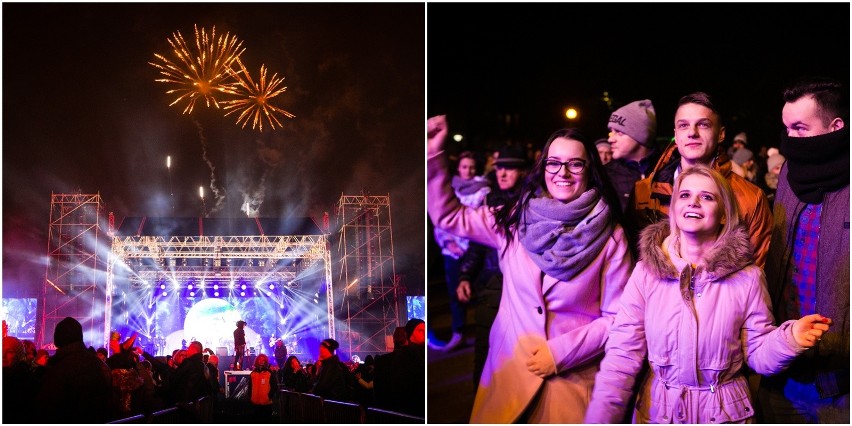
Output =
[{"x1": 779, "y1": 126, "x2": 849, "y2": 204}]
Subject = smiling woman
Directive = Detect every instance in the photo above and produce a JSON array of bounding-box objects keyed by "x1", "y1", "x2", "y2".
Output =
[
  {"x1": 427, "y1": 115, "x2": 634, "y2": 423},
  {"x1": 586, "y1": 164, "x2": 833, "y2": 424}
]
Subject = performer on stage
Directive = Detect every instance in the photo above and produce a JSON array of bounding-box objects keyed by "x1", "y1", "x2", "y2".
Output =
[{"x1": 234, "y1": 320, "x2": 247, "y2": 370}]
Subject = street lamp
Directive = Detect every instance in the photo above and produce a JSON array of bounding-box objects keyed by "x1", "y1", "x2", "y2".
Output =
[{"x1": 565, "y1": 107, "x2": 578, "y2": 121}]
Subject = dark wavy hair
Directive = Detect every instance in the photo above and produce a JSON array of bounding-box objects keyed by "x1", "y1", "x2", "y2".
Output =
[{"x1": 494, "y1": 128, "x2": 630, "y2": 250}]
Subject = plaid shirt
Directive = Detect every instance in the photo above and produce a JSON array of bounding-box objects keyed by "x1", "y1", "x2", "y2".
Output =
[{"x1": 785, "y1": 203, "x2": 822, "y2": 317}]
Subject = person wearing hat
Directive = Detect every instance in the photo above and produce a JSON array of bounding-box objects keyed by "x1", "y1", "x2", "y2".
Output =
[
  {"x1": 731, "y1": 144, "x2": 757, "y2": 182},
  {"x1": 595, "y1": 138, "x2": 613, "y2": 165},
  {"x1": 727, "y1": 131, "x2": 749, "y2": 159},
  {"x1": 631, "y1": 92, "x2": 772, "y2": 268},
  {"x1": 604, "y1": 99, "x2": 661, "y2": 213},
  {"x1": 455, "y1": 144, "x2": 530, "y2": 388},
  {"x1": 34, "y1": 317, "x2": 113, "y2": 423},
  {"x1": 311, "y1": 338, "x2": 355, "y2": 401},
  {"x1": 430, "y1": 150, "x2": 492, "y2": 352},
  {"x1": 233, "y1": 320, "x2": 246, "y2": 370},
  {"x1": 762, "y1": 151, "x2": 786, "y2": 207}
]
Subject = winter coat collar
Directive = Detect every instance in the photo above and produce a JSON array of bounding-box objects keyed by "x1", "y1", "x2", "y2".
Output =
[
  {"x1": 638, "y1": 221, "x2": 754, "y2": 281},
  {"x1": 649, "y1": 142, "x2": 735, "y2": 205}
]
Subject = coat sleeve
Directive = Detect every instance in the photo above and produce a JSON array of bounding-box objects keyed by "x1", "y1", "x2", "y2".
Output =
[
  {"x1": 547, "y1": 227, "x2": 634, "y2": 372},
  {"x1": 427, "y1": 151, "x2": 501, "y2": 249},
  {"x1": 740, "y1": 268, "x2": 806, "y2": 375},
  {"x1": 585, "y1": 263, "x2": 650, "y2": 424},
  {"x1": 746, "y1": 189, "x2": 773, "y2": 268}
]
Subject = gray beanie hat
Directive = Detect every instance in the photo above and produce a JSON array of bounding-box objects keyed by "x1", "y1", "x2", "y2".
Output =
[
  {"x1": 608, "y1": 99, "x2": 657, "y2": 147},
  {"x1": 732, "y1": 147, "x2": 754, "y2": 165}
]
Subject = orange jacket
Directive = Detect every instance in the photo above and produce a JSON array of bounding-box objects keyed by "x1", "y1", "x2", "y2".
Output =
[{"x1": 631, "y1": 142, "x2": 772, "y2": 268}]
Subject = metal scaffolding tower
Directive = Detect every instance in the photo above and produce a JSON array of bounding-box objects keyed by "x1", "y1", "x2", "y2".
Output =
[
  {"x1": 336, "y1": 193, "x2": 401, "y2": 357},
  {"x1": 39, "y1": 192, "x2": 108, "y2": 349}
]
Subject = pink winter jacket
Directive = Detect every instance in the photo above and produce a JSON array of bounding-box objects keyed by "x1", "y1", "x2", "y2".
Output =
[
  {"x1": 428, "y1": 152, "x2": 633, "y2": 423},
  {"x1": 586, "y1": 222, "x2": 808, "y2": 424}
]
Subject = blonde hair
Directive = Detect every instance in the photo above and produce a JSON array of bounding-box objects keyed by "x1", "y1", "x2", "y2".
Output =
[{"x1": 669, "y1": 165, "x2": 740, "y2": 252}]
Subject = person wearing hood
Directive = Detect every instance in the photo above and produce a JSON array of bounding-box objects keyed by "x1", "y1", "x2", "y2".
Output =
[
  {"x1": 760, "y1": 76, "x2": 850, "y2": 424},
  {"x1": 630, "y1": 92, "x2": 772, "y2": 267},
  {"x1": 428, "y1": 115, "x2": 633, "y2": 423},
  {"x1": 586, "y1": 165, "x2": 832, "y2": 424}
]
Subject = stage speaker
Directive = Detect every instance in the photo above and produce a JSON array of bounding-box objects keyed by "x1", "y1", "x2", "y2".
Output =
[{"x1": 216, "y1": 346, "x2": 228, "y2": 356}]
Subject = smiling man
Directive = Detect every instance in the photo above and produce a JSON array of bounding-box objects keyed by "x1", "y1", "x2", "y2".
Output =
[{"x1": 630, "y1": 92, "x2": 772, "y2": 267}]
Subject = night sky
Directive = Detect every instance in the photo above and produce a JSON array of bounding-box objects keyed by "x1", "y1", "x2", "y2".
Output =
[
  {"x1": 2, "y1": 3, "x2": 426, "y2": 297},
  {"x1": 428, "y1": 3, "x2": 850, "y2": 152}
]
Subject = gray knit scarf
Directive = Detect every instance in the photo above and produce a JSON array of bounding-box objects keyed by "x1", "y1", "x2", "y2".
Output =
[{"x1": 518, "y1": 188, "x2": 613, "y2": 281}]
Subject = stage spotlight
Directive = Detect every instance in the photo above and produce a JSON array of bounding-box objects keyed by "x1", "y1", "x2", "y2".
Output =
[
  {"x1": 230, "y1": 280, "x2": 235, "y2": 289},
  {"x1": 240, "y1": 291, "x2": 246, "y2": 297},
  {"x1": 160, "y1": 284, "x2": 166, "y2": 290},
  {"x1": 214, "y1": 291, "x2": 220, "y2": 297},
  {"x1": 213, "y1": 284, "x2": 219, "y2": 290},
  {"x1": 187, "y1": 284, "x2": 194, "y2": 290},
  {"x1": 241, "y1": 284, "x2": 247, "y2": 291},
  {"x1": 268, "y1": 283, "x2": 275, "y2": 290},
  {"x1": 162, "y1": 292, "x2": 168, "y2": 297},
  {"x1": 189, "y1": 291, "x2": 196, "y2": 297}
]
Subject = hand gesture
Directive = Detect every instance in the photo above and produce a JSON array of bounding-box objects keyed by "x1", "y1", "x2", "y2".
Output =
[
  {"x1": 456, "y1": 280, "x2": 472, "y2": 303},
  {"x1": 525, "y1": 343, "x2": 556, "y2": 379},
  {"x1": 792, "y1": 314, "x2": 832, "y2": 348},
  {"x1": 427, "y1": 115, "x2": 448, "y2": 156}
]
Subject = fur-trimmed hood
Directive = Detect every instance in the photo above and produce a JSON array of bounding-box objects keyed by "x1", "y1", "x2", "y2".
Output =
[{"x1": 638, "y1": 221, "x2": 754, "y2": 281}]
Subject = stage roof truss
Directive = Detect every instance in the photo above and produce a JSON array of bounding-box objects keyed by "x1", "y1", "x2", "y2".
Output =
[{"x1": 111, "y1": 235, "x2": 327, "y2": 260}]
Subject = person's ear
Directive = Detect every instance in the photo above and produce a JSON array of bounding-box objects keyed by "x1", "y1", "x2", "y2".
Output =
[{"x1": 830, "y1": 117, "x2": 845, "y2": 131}]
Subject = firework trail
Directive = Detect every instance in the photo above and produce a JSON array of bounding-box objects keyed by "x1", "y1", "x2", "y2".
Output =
[
  {"x1": 150, "y1": 25, "x2": 245, "y2": 114},
  {"x1": 240, "y1": 168, "x2": 271, "y2": 217},
  {"x1": 192, "y1": 120, "x2": 226, "y2": 215},
  {"x1": 223, "y1": 57, "x2": 295, "y2": 132}
]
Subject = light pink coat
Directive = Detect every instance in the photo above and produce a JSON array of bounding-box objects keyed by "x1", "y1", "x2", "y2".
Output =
[
  {"x1": 428, "y1": 153, "x2": 633, "y2": 423},
  {"x1": 586, "y1": 222, "x2": 808, "y2": 424}
]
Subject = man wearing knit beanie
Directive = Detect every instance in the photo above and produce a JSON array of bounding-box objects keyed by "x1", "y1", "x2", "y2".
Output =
[{"x1": 604, "y1": 99, "x2": 661, "y2": 212}]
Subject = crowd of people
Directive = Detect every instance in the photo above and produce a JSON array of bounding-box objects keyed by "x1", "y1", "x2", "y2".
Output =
[
  {"x1": 2, "y1": 317, "x2": 426, "y2": 423},
  {"x1": 427, "y1": 75, "x2": 847, "y2": 423}
]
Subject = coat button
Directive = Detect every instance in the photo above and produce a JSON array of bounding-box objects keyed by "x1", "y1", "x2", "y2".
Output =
[
  {"x1": 744, "y1": 407, "x2": 750, "y2": 412},
  {"x1": 710, "y1": 417, "x2": 715, "y2": 422}
]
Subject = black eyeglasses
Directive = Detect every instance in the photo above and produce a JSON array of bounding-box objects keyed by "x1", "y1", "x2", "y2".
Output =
[{"x1": 544, "y1": 159, "x2": 586, "y2": 175}]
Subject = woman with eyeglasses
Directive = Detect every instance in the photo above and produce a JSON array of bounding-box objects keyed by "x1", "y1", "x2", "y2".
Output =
[{"x1": 427, "y1": 115, "x2": 634, "y2": 423}]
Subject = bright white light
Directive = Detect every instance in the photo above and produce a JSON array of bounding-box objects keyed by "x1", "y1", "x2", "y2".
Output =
[
  {"x1": 268, "y1": 283, "x2": 275, "y2": 290},
  {"x1": 241, "y1": 284, "x2": 247, "y2": 290},
  {"x1": 160, "y1": 284, "x2": 166, "y2": 290},
  {"x1": 199, "y1": 186, "x2": 204, "y2": 199},
  {"x1": 167, "y1": 155, "x2": 171, "y2": 169},
  {"x1": 187, "y1": 284, "x2": 194, "y2": 290},
  {"x1": 240, "y1": 291, "x2": 246, "y2": 297},
  {"x1": 189, "y1": 291, "x2": 195, "y2": 297},
  {"x1": 213, "y1": 284, "x2": 219, "y2": 290},
  {"x1": 214, "y1": 291, "x2": 220, "y2": 297}
]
